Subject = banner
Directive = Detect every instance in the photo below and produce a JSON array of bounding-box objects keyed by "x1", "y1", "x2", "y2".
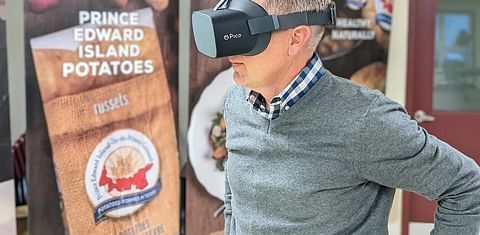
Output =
[
  {"x1": 186, "y1": 0, "x2": 394, "y2": 234},
  {"x1": 25, "y1": 1, "x2": 179, "y2": 234},
  {"x1": 319, "y1": 0, "x2": 392, "y2": 93},
  {"x1": 0, "y1": 2, "x2": 16, "y2": 234},
  {"x1": 186, "y1": 0, "x2": 231, "y2": 234},
  {"x1": 0, "y1": 1, "x2": 11, "y2": 183}
]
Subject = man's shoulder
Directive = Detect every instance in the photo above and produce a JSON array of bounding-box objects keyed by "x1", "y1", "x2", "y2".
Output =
[
  {"x1": 325, "y1": 72, "x2": 408, "y2": 122},
  {"x1": 321, "y1": 71, "x2": 384, "y2": 112}
]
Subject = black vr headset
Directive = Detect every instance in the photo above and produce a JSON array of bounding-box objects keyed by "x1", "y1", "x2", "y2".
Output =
[{"x1": 192, "y1": 0, "x2": 337, "y2": 58}]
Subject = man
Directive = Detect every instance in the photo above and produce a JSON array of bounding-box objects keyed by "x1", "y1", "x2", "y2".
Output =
[{"x1": 222, "y1": 0, "x2": 480, "y2": 234}]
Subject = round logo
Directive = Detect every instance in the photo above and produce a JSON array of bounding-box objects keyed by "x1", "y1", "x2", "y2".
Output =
[
  {"x1": 224, "y1": 34, "x2": 230, "y2": 41},
  {"x1": 375, "y1": 0, "x2": 393, "y2": 31},
  {"x1": 85, "y1": 129, "x2": 161, "y2": 223}
]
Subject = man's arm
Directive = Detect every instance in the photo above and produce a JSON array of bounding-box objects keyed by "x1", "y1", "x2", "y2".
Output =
[{"x1": 351, "y1": 95, "x2": 480, "y2": 234}]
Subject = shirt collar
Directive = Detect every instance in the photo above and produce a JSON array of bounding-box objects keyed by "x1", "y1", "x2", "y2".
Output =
[{"x1": 247, "y1": 53, "x2": 326, "y2": 120}]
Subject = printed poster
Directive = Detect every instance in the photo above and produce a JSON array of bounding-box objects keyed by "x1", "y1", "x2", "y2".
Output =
[
  {"x1": 319, "y1": 0, "x2": 393, "y2": 93},
  {"x1": 0, "y1": 2, "x2": 16, "y2": 234},
  {"x1": 0, "y1": 0, "x2": 11, "y2": 184},
  {"x1": 26, "y1": 1, "x2": 180, "y2": 234},
  {"x1": 187, "y1": 0, "x2": 231, "y2": 233}
]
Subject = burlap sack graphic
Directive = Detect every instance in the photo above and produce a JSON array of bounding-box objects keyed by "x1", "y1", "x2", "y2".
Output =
[{"x1": 31, "y1": 8, "x2": 179, "y2": 235}]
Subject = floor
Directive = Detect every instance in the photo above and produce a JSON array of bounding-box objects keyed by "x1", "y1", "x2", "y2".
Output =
[{"x1": 409, "y1": 222, "x2": 434, "y2": 235}]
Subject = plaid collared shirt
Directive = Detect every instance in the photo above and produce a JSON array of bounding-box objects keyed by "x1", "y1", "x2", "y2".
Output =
[{"x1": 247, "y1": 53, "x2": 326, "y2": 120}]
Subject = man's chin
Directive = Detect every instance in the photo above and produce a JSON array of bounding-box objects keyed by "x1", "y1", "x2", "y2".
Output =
[{"x1": 232, "y1": 72, "x2": 248, "y2": 87}]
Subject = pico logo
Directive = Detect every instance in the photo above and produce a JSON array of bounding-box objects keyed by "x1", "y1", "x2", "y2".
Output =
[
  {"x1": 224, "y1": 33, "x2": 242, "y2": 41},
  {"x1": 85, "y1": 129, "x2": 161, "y2": 223}
]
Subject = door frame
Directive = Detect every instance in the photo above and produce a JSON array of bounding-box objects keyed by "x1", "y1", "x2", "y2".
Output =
[{"x1": 402, "y1": 0, "x2": 437, "y2": 234}]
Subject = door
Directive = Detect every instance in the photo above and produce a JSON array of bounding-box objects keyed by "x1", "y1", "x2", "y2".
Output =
[{"x1": 403, "y1": 0, "x2": 480, "y2": 234}]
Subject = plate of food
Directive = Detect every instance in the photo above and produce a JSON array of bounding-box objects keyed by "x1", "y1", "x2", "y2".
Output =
[{"x1": 188, "y1": 67, "x2": 234, "y2": 201}]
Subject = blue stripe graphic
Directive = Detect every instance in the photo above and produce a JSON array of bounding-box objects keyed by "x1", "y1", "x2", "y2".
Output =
[{"x1": 94, "y1": 180, "x2": 162, "y2": 223}]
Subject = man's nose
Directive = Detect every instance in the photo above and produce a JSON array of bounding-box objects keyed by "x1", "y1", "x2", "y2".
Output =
[{"x1": 228, "y1": 56, "x2": 242, "y2": 64}]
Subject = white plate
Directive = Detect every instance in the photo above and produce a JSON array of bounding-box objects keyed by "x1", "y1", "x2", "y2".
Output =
[{"x1": 188, "y1": 67, "x2": 235, "y2": 201}]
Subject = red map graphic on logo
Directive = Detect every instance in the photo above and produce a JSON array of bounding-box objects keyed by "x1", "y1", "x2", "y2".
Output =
[
  {"x1": 99, "y1": 163, "x2": 154, "y2": 192},
  {"x1": 381, "y1": 0, "x2": 393, "y2": 13}
]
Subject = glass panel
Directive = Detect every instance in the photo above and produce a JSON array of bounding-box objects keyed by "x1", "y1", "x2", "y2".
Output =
[{"x1": 434, "y1": 0, "x2": 480, "y2": 111}]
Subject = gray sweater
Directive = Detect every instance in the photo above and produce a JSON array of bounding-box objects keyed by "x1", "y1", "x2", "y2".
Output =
[{"x1": 223, "y1": 71, "x2": 480, "y2": 235}]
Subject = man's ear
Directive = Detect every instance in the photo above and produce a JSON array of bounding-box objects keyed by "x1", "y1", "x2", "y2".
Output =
[{"x1": 288, "y1": 25, "x2": 311, "y2": 56}]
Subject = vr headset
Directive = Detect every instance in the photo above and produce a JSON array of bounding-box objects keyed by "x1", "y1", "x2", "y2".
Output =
[{"x1": 192, "y1": 0, "x2": 337, "y2": 58}]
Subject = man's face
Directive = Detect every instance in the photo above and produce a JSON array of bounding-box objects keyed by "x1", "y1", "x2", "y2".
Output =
[{"x1": 228, "y1": 0, "x2": 291, "y2": 92}]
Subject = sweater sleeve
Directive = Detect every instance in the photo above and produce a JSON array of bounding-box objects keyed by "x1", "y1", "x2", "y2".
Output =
[{"x1": 351, "y1": 95, "x2": 480, "y2": 234}]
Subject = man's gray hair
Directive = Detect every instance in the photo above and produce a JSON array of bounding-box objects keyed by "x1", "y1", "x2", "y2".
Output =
[{"x1": 264, "y1": 0, "x2": 331, "y2": 50}]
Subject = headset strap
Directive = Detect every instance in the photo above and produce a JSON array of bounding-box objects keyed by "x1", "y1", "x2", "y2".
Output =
[
  {"x1": 214, "y1": 0, "x2": 232, "y2": 10},
  {"x1": 248, "y1": 2, "x2": 336, "y2": 35}
]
